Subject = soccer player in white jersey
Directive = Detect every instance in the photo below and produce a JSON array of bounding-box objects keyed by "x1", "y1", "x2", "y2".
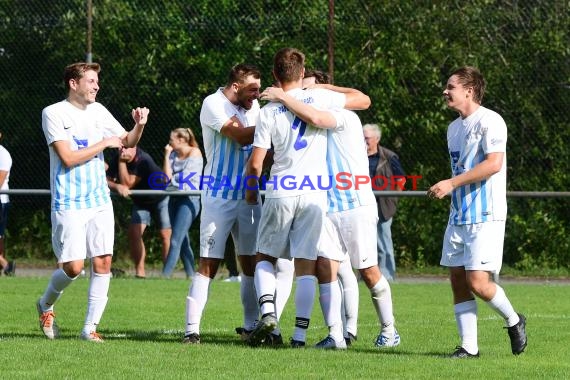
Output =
[
  {"x1": 38, "y1": 62, "x2": 150, "y2": 342},
  {"x1": 184, "y1": 64, "x2": 294, "y2": 345},
  {"x1": 429, "y1": 66, "x2": 527, "y2": 358},
  {"x1": 245, "y1": 48, "x2": 370, "y2": 347},
  {"x1": 263, "y1": 70, "x2": 400, "y2": 350}
]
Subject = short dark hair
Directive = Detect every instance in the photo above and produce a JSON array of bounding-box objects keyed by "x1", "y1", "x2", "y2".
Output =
[
  {"x1": 304, "y1": 69, "x2": 330, "y2": 85},
  {"x1": 273, "y1": 47, "x2": 305, "y2": 84},
  {"x1": 450, "y1": 66, "x2": 486, "y2": 104},
  {"x1": 64, "y1": 62, "x2": 100, "y2": 91},
  {"x1": 226, "y1": 64, "x2": 261, "y2": 87}
]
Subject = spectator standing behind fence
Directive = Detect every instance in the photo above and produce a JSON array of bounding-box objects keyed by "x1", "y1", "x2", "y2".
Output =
[
  {"x1": 37, "y1": 62, "x2": 149, "y2": 342},
  {"x1": 428, "y1": 66, "x2": 527, "y2": 358},
  {"x1": 363, "y1": 124, "x2": 405, "y2": 282},
  {"x1": 106, "y1": 146, "x2": 171, "y2": 278},
  {"x1": 0, "y1": 132, "x2": 15, "y2": 276},
  {"x1": 161, "y1": 128, "x2": 203, "y2": 279}
]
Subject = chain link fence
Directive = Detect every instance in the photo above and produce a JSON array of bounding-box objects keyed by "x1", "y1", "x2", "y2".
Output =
[{"x1": 1, "y1": 0, "x2": 568, "y2": 269}]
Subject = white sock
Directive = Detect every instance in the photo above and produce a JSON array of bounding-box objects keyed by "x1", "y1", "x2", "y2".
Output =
[
  {"x1": 83, "y1": 271, "x2": 110, "y2": 335},
  {"x1": 454, "y1": 300, "x2": 478, "y2": 354},
  {"x1": 273, "y1": 258, "x2": 294, "y2": 336},
  {"x1": 185, "y1": 273, "x2": 211, "y2": 334},
  {"x1": 240, "y1": 274, "x2": 259, "y2": 330},
  {"x1": 275, "y1": 258, "x2": 294, "y2": 320},
  {"x1": 338, "y1": 259, "x2": 359, "y2": 337},
  {"x1": 370, "y1": 275, "x2": 395, "y2": 335},
  {"x1": 292, "y1": 275, "x2": 317, "y2": 342},
  {"x1": 486, "y1": 285, "x2": 520, "y2": 327},
  {"x1": 40, "y1": 268, "x2": 76, "y2": 311},
  {"x1": 254, "y1": 260, "x2": 277, "y2": 317},
  {"x1": 319, "y1": 281, "x2": 343, "y2": 342}
]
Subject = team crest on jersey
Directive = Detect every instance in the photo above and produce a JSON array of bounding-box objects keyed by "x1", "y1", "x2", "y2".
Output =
[
  {"x1": 207, "y1": 235, "x2": 215, "y2": 249},
  {"x1": 73, "y1": 136, "x2": 88, "y2": 149},
  {"x1": 490, "y1": 138, "x2": 503, "y2": 146}
]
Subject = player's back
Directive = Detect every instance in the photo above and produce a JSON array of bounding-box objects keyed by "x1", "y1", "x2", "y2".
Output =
[
  {"x1": 327, "y1": 109, "x2": 376, "y2": 212},
  {"x1": 257, "y1": 88, "x2": 336, "y2": 197}
]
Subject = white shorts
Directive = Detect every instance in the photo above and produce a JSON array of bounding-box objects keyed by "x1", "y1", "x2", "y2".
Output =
[
  {"x1": 440, "y1": 221, "x2": 506, "y2": 273},
  {"x1": 51, "y1": 203, "x2": 114, "y2": 263},
  {"x1": 200, "y1": 196, "x2": 261, "y2": 259},
  {"x1": 257, "y1": 192, "x2": 327, "y2": 260},
  {"x1": 317, "y1": 216, "x2": 346, "y2": 262},
  {"x1": 324, "y1": 205, "x2": 379, "y2": 269}
]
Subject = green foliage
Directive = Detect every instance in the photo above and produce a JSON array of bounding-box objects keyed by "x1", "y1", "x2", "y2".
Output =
[
  {"x1": 393, "y1": 197, "x2": 449, "y2": 269},
  {"x1": 8, "y1": 208, "x2": 52, "y2": 260},
  {"x1": 506, "y1": 199, "x2": 570, "y2": 271}
]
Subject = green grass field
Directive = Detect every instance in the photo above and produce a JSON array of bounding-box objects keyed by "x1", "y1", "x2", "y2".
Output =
[{"x1": 1, "y1": 276, "x2": 569, "y2": 379}]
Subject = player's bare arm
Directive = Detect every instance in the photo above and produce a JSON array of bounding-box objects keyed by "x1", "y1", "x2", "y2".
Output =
[
  {"x1": 260, "y1": 87, "x2": 337, "y2": 129},
  {"x1": 309, "y1": 83, "x2": 371, "y2": 110},
  {"x1": 219, "y1": 116, "x2": 255, "y2": 146},
  {"x1": 122, "y1": 107, "x2": 150, "y2": 148},
  {"x1": 245, "y1": 146, "x2": 267, "y2": 205},
  {"x1": 52, "y1": 136, "x2": 124, "y2": 168},
  {"x1": 428, "y1": 152, "x2": 503, "y2": 199},
  {"x1": 0, "y1": 171, "x2": 7, "y2": 188}
]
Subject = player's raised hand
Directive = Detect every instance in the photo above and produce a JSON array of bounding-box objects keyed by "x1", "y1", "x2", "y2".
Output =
[{"x1": 132, "y1": 107, "x2": 150, "y2": 126}]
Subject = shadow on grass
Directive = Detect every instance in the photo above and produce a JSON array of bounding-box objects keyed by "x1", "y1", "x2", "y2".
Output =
[{"x1": 95, "y1": 329, "x2": 251, "y2": 345}]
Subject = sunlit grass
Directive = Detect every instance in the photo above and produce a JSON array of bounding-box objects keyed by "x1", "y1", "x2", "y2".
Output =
[{"x1": 0, "y1": 276, "x2": 568, "y2": 379}]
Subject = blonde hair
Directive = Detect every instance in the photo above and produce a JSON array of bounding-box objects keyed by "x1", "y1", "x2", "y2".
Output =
[{"x1": 172, "y1": 128, "x2": 198, "y2": 148}]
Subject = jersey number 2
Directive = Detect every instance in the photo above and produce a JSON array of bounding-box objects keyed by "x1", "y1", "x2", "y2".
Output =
[{"x1": 291, "y1": 116, "x2": 308, "y2": 150}]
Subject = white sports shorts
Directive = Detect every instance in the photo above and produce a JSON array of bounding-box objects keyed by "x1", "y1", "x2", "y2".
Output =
[
  {"x1": 51, "y1": 203, "x2": 114, "y2": 263},
  {"x1": 323, "y1": 204, "x2": 379, "y2": 269},
  {"x1": 200, "y1": 196, "x2": 261, "y2": 259},
  {"x1": 316, "y1": 216, "x2": 346, "y2": 262},
  {"x1": 440, "y1": 220, "x2": 506, "y2": 273},
  {"x1": 256, "y1": 192, "x2": 327, "y2": 260}
]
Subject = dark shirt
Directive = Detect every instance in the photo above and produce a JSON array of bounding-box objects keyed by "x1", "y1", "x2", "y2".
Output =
[
  {"x1": 106, "y1": 147, "x2": 166, "y2": 209},
  {"x1": 368, "y1": 145, "x2": 405, "y2": 221},
  {"x1": 368, "y1": 151, "x2": 405, "y2": 179}
]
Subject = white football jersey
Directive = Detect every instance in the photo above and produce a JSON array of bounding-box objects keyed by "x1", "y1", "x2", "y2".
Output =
[
  {"x1": 447, "y1": 106, "x2": 507, "y2": 224},
  {"x1": 200, "y1": 88, "x2": 260, "y2": 200},
  {"x1": 254, "y1": 87, "x2": 345, "y2": 198},
  {"x1": 327, "y1": 109, "x2": 376, "y2": 212},
  {"x1": 0, "y1": 145, "x2": 11, "y2": 204},
  {"x1": 42, "y1": 100, "x2": 125, "y2": 211}
]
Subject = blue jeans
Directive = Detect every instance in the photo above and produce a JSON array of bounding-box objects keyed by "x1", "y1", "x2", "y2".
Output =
[
  {"x1": 162, "y1": 196, "x2": 200, "y2": 278},
  {"x1": 130, "y1": 197, "x2": 171, "y2": 228},
  {"x1": 377, "y1": 217, "x2": 395, "y2": 281}
]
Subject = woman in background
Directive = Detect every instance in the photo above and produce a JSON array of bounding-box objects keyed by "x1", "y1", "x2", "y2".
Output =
[{"x1": 162, "y1": 128, "x2": 203, "y2": 278}]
